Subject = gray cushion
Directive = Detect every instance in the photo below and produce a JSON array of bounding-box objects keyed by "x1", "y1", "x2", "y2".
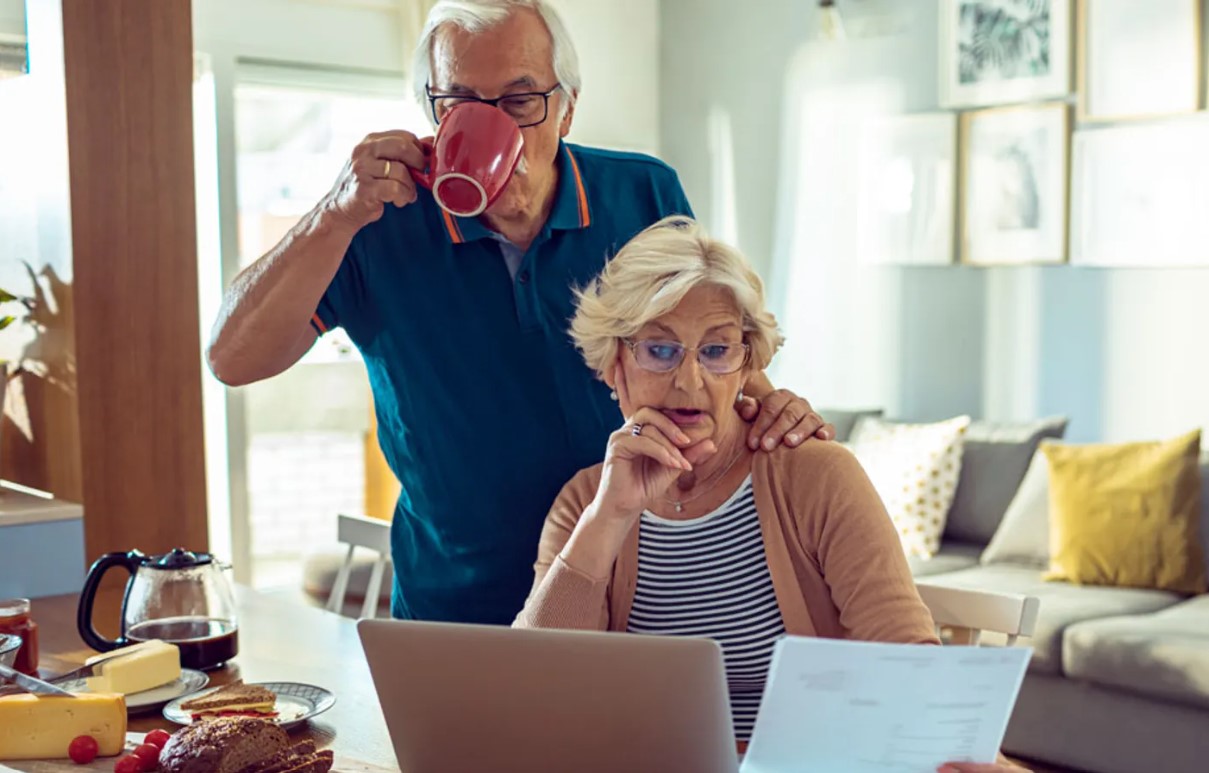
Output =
[
  {"x1": 943, "y1": 417, "x2": 1068, "y2": 544},
  {"x1": 916, "y1": 565, "x2": 1181, "y2": 675},
  {"x1": 907, "y1": 540, "x2": 982, "y2": 577},
  {"x1": 302, "y1": 545, "x2": 394, "y2": 605},
  {"x1": 1063, "y1": 595, "x2": 1209, "y2": 711},
  {"x1": 820, "y1": 408, "x2": 883, "y2": 443},
  {"x1": 979, "y1": 448, "x2": 1051, "y2": 567}
]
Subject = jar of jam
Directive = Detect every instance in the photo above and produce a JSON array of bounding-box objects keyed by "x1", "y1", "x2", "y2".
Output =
[{"x1": 0, "y1": 598, "x2": 39, "y2": 676}]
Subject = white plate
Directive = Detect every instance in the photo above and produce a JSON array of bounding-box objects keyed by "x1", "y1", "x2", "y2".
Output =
[
  {"x1": 161, "y1": 681, "x2": 336, "y2": 730},
  {"x1": 53, "y1": 669, "x2": 210, "y2": 713}
]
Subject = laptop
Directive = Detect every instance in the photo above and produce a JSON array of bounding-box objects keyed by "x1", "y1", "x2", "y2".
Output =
[{"x1": 358, "y1": 619, "x2": 740, "y2": 773}]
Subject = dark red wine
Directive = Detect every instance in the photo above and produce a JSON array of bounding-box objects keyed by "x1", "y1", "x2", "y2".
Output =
[{"x1": 127, "y1": 617, "x2": 239, "y2": 670}]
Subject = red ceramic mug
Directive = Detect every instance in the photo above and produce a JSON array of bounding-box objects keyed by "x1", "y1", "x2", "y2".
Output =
[{"x1": 411, "y1": 102, "x2": 525, "y2": 218}]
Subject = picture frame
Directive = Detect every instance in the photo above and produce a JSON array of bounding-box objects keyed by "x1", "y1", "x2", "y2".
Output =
[
  {"x1": 855, "y1": 113, "x2": 958, "y2": 266},
  {"x1": 939, "y1": 0, "x2": 1072, "y2": 109},
  {"x1": 1077, "y1": 0, "x2": 1202, "y2": 122},
  {"x1": 960, "y1": 103, "x2": 1070, "y2": 266},
  {"x1": 1070, "y1": 117, "x2": 1209, "y2": 268}
]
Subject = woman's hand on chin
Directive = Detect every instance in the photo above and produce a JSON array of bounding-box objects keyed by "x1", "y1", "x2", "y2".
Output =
[
  {"x1": 593, "y1": 405, "x2": 717, "y2": 520},
  {"x1": 560, "y1": 406, "x2": 715, "y2": 580}
]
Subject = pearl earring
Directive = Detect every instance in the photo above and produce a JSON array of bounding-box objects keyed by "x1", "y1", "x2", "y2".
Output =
[
  {"x1": 735, "y1": 389, "x2": 744, "y2": 403},
  {"x1": 609, "y1": 391, "x2": 618, "y2": 401}
]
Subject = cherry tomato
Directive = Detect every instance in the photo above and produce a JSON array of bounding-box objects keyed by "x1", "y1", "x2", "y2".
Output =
[
  {"x1": 68, "y1": 735, "x2": 99, "y2": 764},
  {"x1": 132, "y1": 743, "x2": 160, "y2": 768},
  {"x1": 114, "y1": 755, "x2": 145, "y2": 773},
  {"x1": 145, "y1": 729, "x2": 172, "y2": 750}
]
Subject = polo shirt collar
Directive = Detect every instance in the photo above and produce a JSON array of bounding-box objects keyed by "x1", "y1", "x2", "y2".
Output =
[{"x1": 438, "y1": 141, "x2": 592, "y2": 245}]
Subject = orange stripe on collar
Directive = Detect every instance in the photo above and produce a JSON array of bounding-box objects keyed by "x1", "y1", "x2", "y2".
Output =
[
  {"x1": 311, "y1": 313, "x2": 329, "y2": 334},
  {"x1": 566, "y1": 149, "x2": 591, "y2": 228},
  {"x1": 441, "y1": 208, "x2": 464, "y2": 243}
]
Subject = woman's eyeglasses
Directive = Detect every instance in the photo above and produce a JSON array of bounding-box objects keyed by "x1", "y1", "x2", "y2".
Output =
[{"x1": 623, "y1": 338, "x2": 750, "y2": 375}]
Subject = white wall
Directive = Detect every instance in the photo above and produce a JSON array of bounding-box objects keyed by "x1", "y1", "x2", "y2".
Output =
[
  {"x1": 192, "y1": 0, "x2": 659, "y2": 152},
  {"x1": 552, "y1": 0, "x2": 659, "y2": 154},
  {"x1": 659, "y1": 0, "x2": 807, "y2": 279},
  {"x1": 660, "y1": 0, "x2": 1209, "y2": 444}
]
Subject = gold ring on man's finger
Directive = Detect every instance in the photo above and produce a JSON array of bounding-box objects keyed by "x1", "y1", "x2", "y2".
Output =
[
  {"x1": 631, "y1": 423, "x2": 644, "y2": 437},
  {"x1": 383, "y1": 159, "x2": 392, "y2": 178}
]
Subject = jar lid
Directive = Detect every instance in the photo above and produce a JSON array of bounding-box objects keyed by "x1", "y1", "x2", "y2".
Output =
[
  {"x1": 148, "y1": 548, "x2": 213, "y2": 570},
  {"x1": 0, "y1": 598, "x2": 31, "y2": 616}
]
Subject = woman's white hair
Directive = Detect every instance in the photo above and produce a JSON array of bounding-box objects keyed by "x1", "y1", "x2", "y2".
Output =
[
  {"x1": 412, "y1": 0, "x2": 581, "y2": 116},
  {"x1": 571, "y1": 216, "x2": 785, "y2": 380}
]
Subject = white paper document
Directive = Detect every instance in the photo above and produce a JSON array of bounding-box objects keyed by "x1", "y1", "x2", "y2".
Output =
[{"x1": 741, "y1": 637, "x2": 1031, "y2": 773}]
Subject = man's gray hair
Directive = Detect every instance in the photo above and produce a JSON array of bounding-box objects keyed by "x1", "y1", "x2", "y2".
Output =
[{"x1": 412, "y1": 0, "x2": 582, "y2": 111}]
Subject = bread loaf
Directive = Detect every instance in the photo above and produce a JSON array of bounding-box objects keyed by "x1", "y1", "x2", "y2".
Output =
[
  {"x1": 245, "y1": 741, "x2": 317, "y2": 773},
  {"x1": 247, "y1": 745, "x2": 332, "y2": 773},
  {"x1": 159, "y1": 717, "x2": 289, "y2": 773},
  {"x1": 276, "y1": 749, "x2": 334, "y2": 773}
]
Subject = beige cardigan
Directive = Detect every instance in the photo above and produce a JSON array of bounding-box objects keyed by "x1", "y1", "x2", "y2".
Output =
[{"x1": 514, "y1": 441, "x2": 939, "y2": 644}]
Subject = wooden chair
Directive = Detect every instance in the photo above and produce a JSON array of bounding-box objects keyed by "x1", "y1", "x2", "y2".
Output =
[
  {"x1": 326, "y1": 513, "x2": 392, "y2": 619},
  {"x1": 915, "y1": 582, "x2": 1040, "y2": 647}
]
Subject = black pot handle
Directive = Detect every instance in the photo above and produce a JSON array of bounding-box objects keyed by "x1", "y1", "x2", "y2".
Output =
[{"x1": 77, "y1": 550, "x2": 146, "y2": 652}]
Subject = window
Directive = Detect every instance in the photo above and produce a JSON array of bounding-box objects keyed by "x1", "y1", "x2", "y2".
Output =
[{"x1": 219, "y1": 64, "x2": 426, "y2": 588}]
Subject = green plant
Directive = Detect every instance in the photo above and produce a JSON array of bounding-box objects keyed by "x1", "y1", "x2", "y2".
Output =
[
  {"x1": 0, "y1": 287, "x2": 32, "y2": 332},
  {"x1": 0, "y1": 288, "x2": 35, "y2": 371}
]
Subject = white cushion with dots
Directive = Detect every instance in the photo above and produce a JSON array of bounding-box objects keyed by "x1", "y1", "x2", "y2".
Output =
[{"x1": 847, "y1": 415, "x2": 972, "y2": 559}]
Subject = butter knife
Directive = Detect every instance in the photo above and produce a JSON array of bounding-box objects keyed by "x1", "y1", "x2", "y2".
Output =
[
  {"x1": 0, "y1": 662, "x2": 75, "y2": 696},
  {"x1": 47, "y1": 647, "x2": 141, "y2": 685}
]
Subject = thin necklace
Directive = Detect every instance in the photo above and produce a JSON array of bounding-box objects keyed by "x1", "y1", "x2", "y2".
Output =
[{"x1": 662, "y1": 444, "x2": 748, "y2": 514}]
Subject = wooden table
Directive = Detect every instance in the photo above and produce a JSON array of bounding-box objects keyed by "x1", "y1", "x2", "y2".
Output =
[
  {"x1": 24, "y1": 591, "x2": 1068, "y2": 773},
  {"x1": 30, "y1": 587, "x2": 398, "y2": 771}
]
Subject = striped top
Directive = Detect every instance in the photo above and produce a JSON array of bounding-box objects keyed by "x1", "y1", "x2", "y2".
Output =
[{"x1": 626, "y1": 477, "x2": 786, "y2": 742}]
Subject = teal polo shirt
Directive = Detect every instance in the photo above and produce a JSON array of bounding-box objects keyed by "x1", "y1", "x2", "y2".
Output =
[{"x1": 311, "y1": 142, "x2": 693, "y2": 624}]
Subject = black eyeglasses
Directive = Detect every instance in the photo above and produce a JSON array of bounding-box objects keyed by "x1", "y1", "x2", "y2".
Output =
[
  {"x1": 425, "y1": 83, "x2": 563, "y2": 128},
  {"x1": 623, "y1": 338, "x2": 751, "y2": 375}
]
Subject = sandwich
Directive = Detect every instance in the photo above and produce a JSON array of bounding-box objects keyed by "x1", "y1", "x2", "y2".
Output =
[{"x1": 179, "y1": 681, "x2": 278, "y2": 720}]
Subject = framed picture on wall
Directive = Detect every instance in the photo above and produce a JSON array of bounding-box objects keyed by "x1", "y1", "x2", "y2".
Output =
[
  {"x1": 1078, "y1": 0, "x2": 1201, "y2": 122},
  {"x1": 940, "y1": 0, "x2": 1072, "y2": 108},
  {"x1": 1070, "y1": 117, "x2": 1209, "y2": 267},
  {"x1": 855, "y1": 113, "x2": 957, "y2": 266},
  {"x1": 960, "y1": 103, "x2": 1069, "y2": 265}
]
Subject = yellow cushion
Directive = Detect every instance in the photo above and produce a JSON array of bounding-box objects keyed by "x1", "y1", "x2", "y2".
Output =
[{"x1": 1043, "y1": 429, "x2": 1206, "y2": 594}]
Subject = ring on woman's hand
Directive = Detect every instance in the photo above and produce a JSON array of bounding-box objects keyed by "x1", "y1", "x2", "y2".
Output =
[
  {"x1": 631, "y1": 423, "x2": 644, "y2": 437},
  {"x1": 383, "y1": 159, "x2": 392, "y2": 178}
]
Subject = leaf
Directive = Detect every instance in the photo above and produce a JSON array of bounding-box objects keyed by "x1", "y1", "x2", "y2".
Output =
[
  {"x1": 0, "y1": 316, "x2": 15, "y2": 331},
  {"x1": 0, "y1": 288, "x2": 17, "y2": 303}
]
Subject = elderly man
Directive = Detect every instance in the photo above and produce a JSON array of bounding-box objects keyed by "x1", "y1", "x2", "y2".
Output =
[{"x1": 207, "y1": 0, "x2": 832, "y2": 625}]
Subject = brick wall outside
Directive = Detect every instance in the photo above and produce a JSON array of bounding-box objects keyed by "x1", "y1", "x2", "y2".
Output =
[{"x1": 247, "y1": 431, "x2": 364, "y2": 586}]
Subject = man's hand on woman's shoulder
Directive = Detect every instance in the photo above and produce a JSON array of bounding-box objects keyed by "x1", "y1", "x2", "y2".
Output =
[{"x1": 736, "y1": 386, "x2": 835, "y2": 451}]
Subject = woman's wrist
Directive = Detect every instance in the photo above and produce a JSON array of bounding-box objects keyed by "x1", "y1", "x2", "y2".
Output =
[{"x1": 559, "y1": 501, "x2": 636, "y2": 581}]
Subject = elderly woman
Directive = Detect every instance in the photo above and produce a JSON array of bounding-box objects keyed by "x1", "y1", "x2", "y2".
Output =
[{"x1": 514, "y1": 217, "x2": 1023, "y2": 773}]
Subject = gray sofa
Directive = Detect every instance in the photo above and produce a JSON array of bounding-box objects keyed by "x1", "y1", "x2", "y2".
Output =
[{"x1": 832, "y1": 410, "x2": 1209, "y2": 773}]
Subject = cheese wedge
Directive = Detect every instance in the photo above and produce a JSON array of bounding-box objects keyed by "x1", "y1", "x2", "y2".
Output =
[
  {"x1": 84, "y1": 639, "x2": 181, "y2": 695},
  {"x1": 0, "y1": 693, "x2": 127, "y2": 760}
]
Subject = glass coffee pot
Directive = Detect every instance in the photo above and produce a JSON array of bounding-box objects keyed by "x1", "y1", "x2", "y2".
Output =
[{"x1": 76, "y1": 548, "x2": 238, "y2": 670}]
